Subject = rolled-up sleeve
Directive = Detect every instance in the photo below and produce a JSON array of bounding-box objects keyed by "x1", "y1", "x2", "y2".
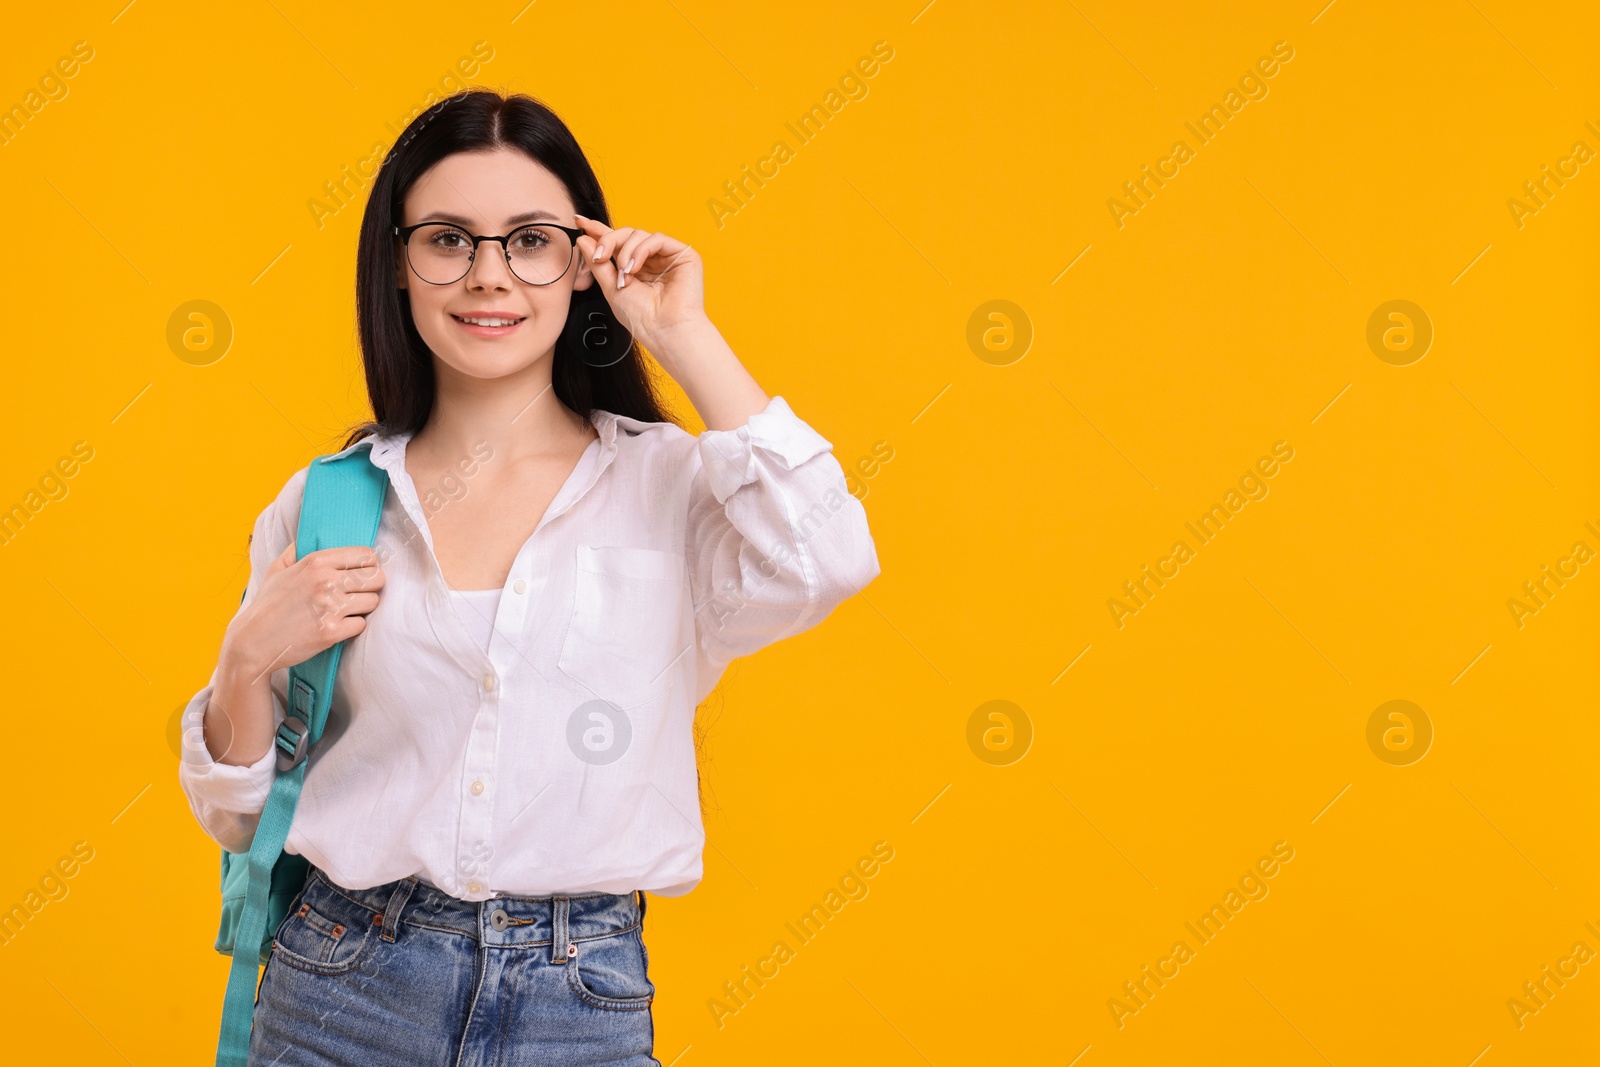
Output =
[
  {"x1": 177, "y1": 468, "x2": 304, "y2": 854},
  {"x1": 687, "y1": 395, "x2": 882, "y2": 666}
]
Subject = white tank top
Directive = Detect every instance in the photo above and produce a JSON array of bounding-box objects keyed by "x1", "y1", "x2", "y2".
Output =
[{"x1": 447, "y1": 586, "x2": 502, "y2": 653}]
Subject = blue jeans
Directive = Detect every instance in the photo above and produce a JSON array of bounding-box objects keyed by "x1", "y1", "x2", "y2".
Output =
[{"x1": 248, "y1": 864, "x2": 661, "y2": 1066}]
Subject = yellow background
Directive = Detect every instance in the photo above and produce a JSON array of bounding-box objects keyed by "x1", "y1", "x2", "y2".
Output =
[{"x1": 1, "y1": 0, "x2": 1596, "y2": 1063}]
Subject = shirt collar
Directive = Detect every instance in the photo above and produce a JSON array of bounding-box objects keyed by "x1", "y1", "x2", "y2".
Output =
[
  {"x1": 323, "y1": 405, "x2": 651, "y2": 467},
  {"x1": 324, "y1": 406, "x2": 642, "y2": 553}
]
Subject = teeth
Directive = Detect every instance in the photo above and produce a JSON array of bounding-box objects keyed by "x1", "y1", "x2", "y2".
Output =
[{"x1": 456, "y1": 315, "x2": 522, "y2": 327}]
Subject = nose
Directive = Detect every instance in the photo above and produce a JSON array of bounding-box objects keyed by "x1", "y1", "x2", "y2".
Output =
[{"x1": 466, "y1": 239, "x2": 515, "y2": 291}]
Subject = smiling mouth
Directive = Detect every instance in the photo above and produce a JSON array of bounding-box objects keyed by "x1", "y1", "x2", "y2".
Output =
[{"x1": 452, "y1": 313, "x2": 527, "y2": 327}]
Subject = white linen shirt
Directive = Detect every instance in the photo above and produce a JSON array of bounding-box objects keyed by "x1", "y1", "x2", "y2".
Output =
[{"x1": 177, "y1": 394, "x2": 881, "y2": 899}]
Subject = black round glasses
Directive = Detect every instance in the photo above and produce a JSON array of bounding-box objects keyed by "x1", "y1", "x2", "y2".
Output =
[{"x1": 394, "y1": 221, "x2": 585, "y2": 287}]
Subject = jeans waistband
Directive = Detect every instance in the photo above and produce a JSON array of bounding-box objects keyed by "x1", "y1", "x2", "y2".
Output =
[{"x1": 305, "y1": 865, "x2": 646, "y2": 962}]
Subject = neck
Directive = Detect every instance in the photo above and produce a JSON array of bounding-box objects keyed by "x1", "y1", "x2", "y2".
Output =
[{"x1": 409, "y1": 353, "x2": 595, "y2": 468}]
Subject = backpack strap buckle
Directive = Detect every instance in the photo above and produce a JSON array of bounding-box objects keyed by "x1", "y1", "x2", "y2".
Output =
[
  {"x1": 275, "y1": 716, "x2": 309, "y2": 771},
  {"x1": 275, "y1": 678, "x2": 317, "y2": 772}
]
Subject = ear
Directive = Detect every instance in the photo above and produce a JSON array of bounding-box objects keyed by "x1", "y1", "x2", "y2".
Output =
[{"x1": 572, "y1": 254, "x2": 594, "y2": 291}]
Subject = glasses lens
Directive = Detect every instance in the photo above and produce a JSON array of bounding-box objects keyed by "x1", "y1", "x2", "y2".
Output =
[
  {"x1": 505, "y1": 225, "x2": 574, "y2": 285},
  {"x1": 406, "y1": 224, "x2": 475, "y2": 284}
]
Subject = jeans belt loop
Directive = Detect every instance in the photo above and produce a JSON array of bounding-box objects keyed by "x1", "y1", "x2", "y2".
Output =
[
  {"x1": 380, "y1": 876, "x2": 418, "y2": 943},
  {"x1": 550, "y1": 897, "x2": 571, "y2": 964}
]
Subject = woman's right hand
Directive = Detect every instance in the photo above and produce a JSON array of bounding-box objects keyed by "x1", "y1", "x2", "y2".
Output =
[{"x1": 222, "y1": 541, "x2": 386, "y2": 679}]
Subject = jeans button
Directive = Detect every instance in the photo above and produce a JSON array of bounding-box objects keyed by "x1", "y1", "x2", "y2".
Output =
[{"x1": 490, "y1": 908, "x2": 510, "y2": 932}]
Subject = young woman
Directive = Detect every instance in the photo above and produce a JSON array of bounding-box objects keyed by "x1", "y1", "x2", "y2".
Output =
[{"x1": 178, "y1": 88, "x2": 881, "y2": 1066}]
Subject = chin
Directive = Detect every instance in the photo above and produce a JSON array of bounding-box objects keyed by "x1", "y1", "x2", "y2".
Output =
[{"x1": 437, "y1": 343, "x2": 548, "y2": 378}]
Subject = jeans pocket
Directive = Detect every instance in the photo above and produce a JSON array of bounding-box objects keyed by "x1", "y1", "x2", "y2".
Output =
[
  {"x1": 565, "y1": 926, "x2": 655, "y2": 1011},
  {"x1": 271, "y1": 875, "x2": 379, "y2": 976}
]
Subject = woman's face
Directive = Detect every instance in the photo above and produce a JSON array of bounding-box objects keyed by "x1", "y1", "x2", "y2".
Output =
[{"x1": 396, "y1": 147, "x2": 595, "y2": 382}]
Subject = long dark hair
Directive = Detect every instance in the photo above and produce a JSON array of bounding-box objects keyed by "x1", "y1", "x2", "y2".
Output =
[{"x1": 339, "y1": 88, "x2": 674, "y2": 449}]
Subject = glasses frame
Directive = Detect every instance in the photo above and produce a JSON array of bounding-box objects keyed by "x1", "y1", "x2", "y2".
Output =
[{"x1": 393, "y1": 220, "x2": 586, "y2": 287}]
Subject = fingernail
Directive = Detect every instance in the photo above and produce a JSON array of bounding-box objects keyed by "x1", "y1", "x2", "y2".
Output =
[
  {"x1": 594, "y1": 244, "x2": 605, "y2": 261},
  {"x1": 624, "y1": 258, "x2": 634, "y2": 274},
  {"x1": 618, "y1": 272, "x2": 626, "y2": 289}
]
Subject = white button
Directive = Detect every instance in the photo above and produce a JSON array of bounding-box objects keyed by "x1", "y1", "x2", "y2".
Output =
[
  {"x1": 467, "y1": 880, "x2": 481, "y2": 894},
  {"x1": 471, "y1": 779, "x2": 485, "y2": 795},
  {"x1": 513, "y1": 579, "x2": 526, "y2": 594},
  {"x1": 482, "y1": 674, "x2": 496, "y2": 692}
]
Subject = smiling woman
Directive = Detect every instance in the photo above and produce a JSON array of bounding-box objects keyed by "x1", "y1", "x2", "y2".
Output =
[
  {"x1": 179, "y1": 88, "x2": 882, "y2": 1067},
  {"x1": 382, "y1": 145, "x2": 625, "y2": 415}
]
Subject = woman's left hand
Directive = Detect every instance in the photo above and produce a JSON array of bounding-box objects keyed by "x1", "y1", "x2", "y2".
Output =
[{"x1": 573, "y1": 216, "x2": 708, "y2": 355}]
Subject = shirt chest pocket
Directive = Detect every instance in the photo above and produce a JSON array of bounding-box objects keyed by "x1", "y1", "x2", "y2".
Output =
[{"x1": 558, "y1": 545, "x2": 688, "y2": 707}]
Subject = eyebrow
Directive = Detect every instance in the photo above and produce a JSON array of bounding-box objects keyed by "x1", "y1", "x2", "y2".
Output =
[{"x1": 418, "y1": 209, "x2": 563, "y2": 228}]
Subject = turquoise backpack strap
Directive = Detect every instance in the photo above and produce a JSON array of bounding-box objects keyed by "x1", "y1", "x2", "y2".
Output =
[{"x1": 212, "y1": 447, "x2": 388, "y2": 1067}]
